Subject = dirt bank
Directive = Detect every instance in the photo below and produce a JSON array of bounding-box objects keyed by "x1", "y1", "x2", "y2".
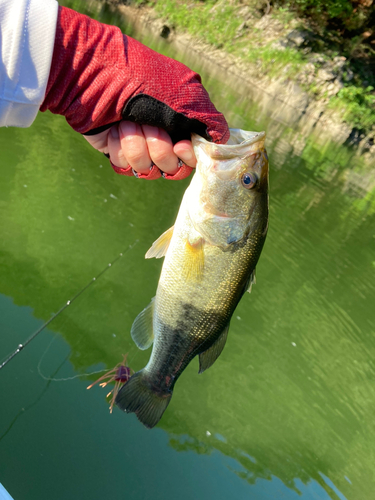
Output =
[{"x1": 89, "y1": 0, "x2": 375, "y2": 160}]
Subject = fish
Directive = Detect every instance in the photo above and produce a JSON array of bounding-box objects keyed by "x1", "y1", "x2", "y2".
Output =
[{"x1": 115, "y1": 128, "x2": 269, "y2": 428}]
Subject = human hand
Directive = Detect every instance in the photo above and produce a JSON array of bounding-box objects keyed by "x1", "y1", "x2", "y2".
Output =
[
  {"x1": 41, "y1": 6, "x2": 229, "y2": 180},
  {"x1": 84, "y1": 122, "x2": 196, "y2": 178}
]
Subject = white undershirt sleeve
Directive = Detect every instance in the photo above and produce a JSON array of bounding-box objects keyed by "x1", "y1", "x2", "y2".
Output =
[{"x1": 0, "y1": 0, "x2": 58, "y2": 127}]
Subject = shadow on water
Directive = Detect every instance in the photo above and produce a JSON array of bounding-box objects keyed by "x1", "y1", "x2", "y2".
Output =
[{"x1": 1, "y1": 1, "x2": 375, "y2": 499}]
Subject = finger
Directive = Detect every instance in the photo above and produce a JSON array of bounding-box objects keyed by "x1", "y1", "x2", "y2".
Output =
[
  {"x1": 83, "y1": 129, "x2": 110, "y2": 154},
  {"x1": 107, "y1": 124, "x2": 128, "y2": 167},
  {"x1": 119, "y1": 121, "x2": 151, "y2": 175},
  {"x1": 142, "y1": 125, "x2": 179, "y2": 175},
  {"x1": 173, "y1": 140, "x2": 197, "y2": 168}
]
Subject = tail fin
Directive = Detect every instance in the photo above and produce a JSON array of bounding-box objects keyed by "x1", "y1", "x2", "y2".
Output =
[{"x1": 115, "y1": 370, "x2": 172, "y2": 429}]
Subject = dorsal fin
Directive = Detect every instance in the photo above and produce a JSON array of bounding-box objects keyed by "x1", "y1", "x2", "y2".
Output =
[
  {"x1": 198, "y1": 323, "x2": 230, "y2": 374},
  {"x1": 131, "y1": 298, "x2": 155, "y2": 350},
  {"x1": 145, "y1": 226, "x2": 174, "y2": 259}
]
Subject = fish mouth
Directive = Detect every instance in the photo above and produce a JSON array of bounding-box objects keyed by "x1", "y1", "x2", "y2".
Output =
[
  {"x1": 192, "y1": 129, "x2": 266, "y2": 161},
  {"x1": 226, "y1": 130, "x2": 266, "y2": 147}
]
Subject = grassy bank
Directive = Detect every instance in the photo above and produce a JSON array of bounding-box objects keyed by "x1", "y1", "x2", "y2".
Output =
[{"x1": 133, "y1": 0, "x2": 375, "y2": 138}]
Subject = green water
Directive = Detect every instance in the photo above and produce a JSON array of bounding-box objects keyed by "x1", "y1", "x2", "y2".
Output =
[{"x1": 1, "y1": 2, "x2": 375, "y2": 499}]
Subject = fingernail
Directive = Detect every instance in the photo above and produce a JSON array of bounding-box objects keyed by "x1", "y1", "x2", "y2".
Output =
[
  {"x1": 110, "y1": 126, "x2": 119, "y2": 139},
  {"x1": 181, "y1": 150, "x2": 193, "y2": 162}
]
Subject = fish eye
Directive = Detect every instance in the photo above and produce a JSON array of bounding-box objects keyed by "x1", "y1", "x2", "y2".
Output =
[{"x1": 241, "y1": 172, "x2": 257, "y2": 189}]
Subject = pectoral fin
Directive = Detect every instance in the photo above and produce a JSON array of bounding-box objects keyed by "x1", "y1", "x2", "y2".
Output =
[
  {"x1": 131, "y1": 298, "x2": 155, "y2": 350},
  {"x1": 145, "y1": 226, "x2": 174, "y2": 259},
  {"x1": 183, "y1": 238, "x2": 204, "y2": 281},
  {"x1": 198, "y1": 323, "x2": 230, "y2": 374}
]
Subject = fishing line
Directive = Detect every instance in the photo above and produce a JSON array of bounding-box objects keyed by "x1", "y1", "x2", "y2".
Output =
[
  {"x1": 36, "y1": 278, "x2": 105, "y2": 382},
  {"x1": 36, "y1": 329, "x2": 108, "y2": 382},
  {"x1": 0, "y1": 240, "x2": 138, "y2": 371},
  {"x1": 37, "y1": 335, "x2": 142, "y2": 382},
  {"x1": 38, "y1": 367, "x2": 109, "y2": 382},
  {"x1": 0, "y1": 352, "x2": 70, "y2": 443}
]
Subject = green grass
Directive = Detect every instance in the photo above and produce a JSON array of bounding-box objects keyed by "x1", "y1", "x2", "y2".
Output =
[
  {"x1": 152, "y1": 0, "x2": 308, "y2": 77},
  {"x1": 146, "y1": 0, "x2": 374, "y2": 134},
  {"x1": 328, "y1": 86, "x2": 375, "y2": 130},
  {"x1": 153, "y1": 0, "x2": 242, "y2": 50},
  {"x1": 247, "y1": 45, "x2": 307, "y2": 78}
]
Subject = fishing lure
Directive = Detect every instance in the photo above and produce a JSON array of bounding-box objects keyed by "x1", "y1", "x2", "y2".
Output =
[{"x1": 87, "y1": 354, "x2": 133, "y2": 413}]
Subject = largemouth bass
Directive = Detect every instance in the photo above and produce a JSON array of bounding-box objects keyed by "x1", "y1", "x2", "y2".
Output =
[{"x1": 116, "y1": 128, "x2": 269, "y2": 428}]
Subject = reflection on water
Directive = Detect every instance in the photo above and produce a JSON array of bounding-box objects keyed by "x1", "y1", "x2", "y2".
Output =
[{"x1": 1, "y1": 1, "x2": 375, "y2": 499}]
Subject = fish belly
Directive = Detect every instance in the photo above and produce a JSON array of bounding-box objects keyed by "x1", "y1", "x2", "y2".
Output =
[{"x1": 147, "y1": 203, "x2": 257, "y2": 383}]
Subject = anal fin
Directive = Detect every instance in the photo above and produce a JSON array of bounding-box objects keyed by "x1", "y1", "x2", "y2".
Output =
[
  {"x1": 145, "y1": 226, "x2": 174, "y2": 259},
  {"x1": 199, "y1": 323, "x2": 229, "y2": 374},
  {"x1": 247, "y1": 269, "x2": 256, "y2": 293},
  {"x1": 131, "y1": 298, "x2": 155, "y2": 350}
]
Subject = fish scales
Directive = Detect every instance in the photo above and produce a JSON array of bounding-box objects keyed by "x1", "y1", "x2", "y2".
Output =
[{"x1": 116, "y1": 128, "x2": 269, "y2": 428}]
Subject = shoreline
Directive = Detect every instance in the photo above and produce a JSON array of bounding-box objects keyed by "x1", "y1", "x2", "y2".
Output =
[{"x1": 85, "y1": 0, "x2": 374, "y2": 160}]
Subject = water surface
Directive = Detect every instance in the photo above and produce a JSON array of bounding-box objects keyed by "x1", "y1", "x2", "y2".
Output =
[{"x1": 1, "y1": 2, "x2": 375, "y2": 499}]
